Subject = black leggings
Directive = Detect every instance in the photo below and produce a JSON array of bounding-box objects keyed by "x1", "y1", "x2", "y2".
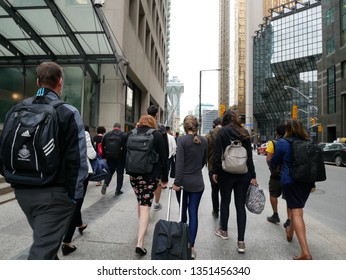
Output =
[{"x1": 218, "y1": 172, "x2": 251, "y2": 241}]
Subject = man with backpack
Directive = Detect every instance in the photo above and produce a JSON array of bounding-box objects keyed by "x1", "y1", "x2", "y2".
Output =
[
  {"x1": 0, "y1": 62, "x2": 88, "y2": 260},
  {"x1": 101, "y1": 123, "x2": 127, "y2": 195},
  {"x1": 266, "y1": 125, "x2": 291, "y2": 228},
  {"x1": 147, "y1": 105, "x2": 169, "y2": 211},
  {"x1": 205, "y1": 117, "x2": 221, "y2": 218}
]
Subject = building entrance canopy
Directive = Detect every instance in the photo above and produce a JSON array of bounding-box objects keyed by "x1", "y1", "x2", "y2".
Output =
[{"x1": 0, "y1": 0, "x2": 128, "y2": 84}]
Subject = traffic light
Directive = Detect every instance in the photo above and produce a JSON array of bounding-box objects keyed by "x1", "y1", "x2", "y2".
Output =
[
  {"x1": 310, "y1": 117, "x2": 316, "y2": 126},
  {"x1": 292, "y1": 105, "x2": 298, "y2": 120},
  {"x1": 219, "y1": 103, "x2": 225, "y2": 117}
]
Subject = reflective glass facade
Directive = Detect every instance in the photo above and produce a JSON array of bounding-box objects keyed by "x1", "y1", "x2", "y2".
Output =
[{"x1": 253, "y1": 2, "x2": 322, "y2": 141}]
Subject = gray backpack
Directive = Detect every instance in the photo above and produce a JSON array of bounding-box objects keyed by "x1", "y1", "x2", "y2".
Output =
[
  {"x1": 125, "y1": 128, "x2": 159, "y2": 174},
  {"x1": 221, "y1": 138, "x2": 248, "y2": 174}
]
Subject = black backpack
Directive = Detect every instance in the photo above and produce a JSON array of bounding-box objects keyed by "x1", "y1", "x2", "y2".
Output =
[
  {"x1": 285, "y1": 138, "x2": 326, "y2": 183},
  {"x1": 125, "y1": 128, "x2": 159, "y2": 174},
  {"x1": 0, "y1": 95, "x2": 64, "y2": 185},
  {"x1": 102, "y1": 130, "x2": 122, "y2": 159}
]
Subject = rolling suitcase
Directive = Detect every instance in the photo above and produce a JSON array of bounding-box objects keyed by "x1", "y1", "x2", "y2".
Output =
[{"x1": 151, "y1": 187, "x2": 192, "y2": 260}]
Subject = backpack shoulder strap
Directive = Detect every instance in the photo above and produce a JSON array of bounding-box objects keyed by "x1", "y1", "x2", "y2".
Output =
[{"x1": 146, "y1": 128, "x2": 156, "y2": 135}]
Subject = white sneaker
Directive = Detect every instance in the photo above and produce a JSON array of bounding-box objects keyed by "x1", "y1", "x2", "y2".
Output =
[{"x1": 153, "y1": 203, "x2": 162, "y2": 211}]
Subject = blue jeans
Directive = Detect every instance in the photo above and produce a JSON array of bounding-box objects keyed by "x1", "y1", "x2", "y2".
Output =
[{"x1": 175, "y1": 189, "x2": 203, "y2": 247}]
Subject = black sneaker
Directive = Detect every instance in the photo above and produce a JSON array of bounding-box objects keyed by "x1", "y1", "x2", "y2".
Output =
[
  {"x1": 267, "y1": 214, "x2": 280, "y2": 224},
  {"x1": 283, "y1": 219, "x2": 291, "y2": 228}
]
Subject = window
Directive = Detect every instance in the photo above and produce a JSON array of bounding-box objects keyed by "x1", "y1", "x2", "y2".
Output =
[
  {"x1": 342, "y1": 61, "x2": 346, "y2": 78},
  {"x1": 327, "y1": 66, "x2": 336, "y2": 114},
  {"x1": 125, "y1": 78, "x2": 141, "y2": 131},
  {"x1": 326, "y1": 8, "x2": 334, "y2": 26},
  {"x1": 341, "y1": 0, "x2": 346, "y2": 45},
  {"x1": 326, "y1": 37, "x2": 335, "y2": 54}
]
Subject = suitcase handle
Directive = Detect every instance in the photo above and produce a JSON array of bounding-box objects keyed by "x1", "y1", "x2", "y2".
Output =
[{"x1": 167, "y1": 186, "x2": 184, "y2": 222}]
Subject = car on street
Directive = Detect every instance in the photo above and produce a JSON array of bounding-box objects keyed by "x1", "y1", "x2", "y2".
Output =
[
  {"x1": 257, "y1": 143, "x2": 268, "y2": 155},
  {"x1": 322, "y1": 143, "x2": 346, "y2": 166},
  {"x1": 318, "y1": 142, "x2": 328, "y2": 150}
]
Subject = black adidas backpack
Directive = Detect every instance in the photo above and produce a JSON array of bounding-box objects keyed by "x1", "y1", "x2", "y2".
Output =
[
  {"x1": 285, "y1": 138, "x2": 326, "y2": 183},
  {"x1": 125, "y1": 128, "x2": 159, "y2": 174},
  {"x1": 0, "y1": 95, "x2": 64, "y2": 185},
  {"x1": 102, "y1": 130, "x2": 122, "y2": 159}
]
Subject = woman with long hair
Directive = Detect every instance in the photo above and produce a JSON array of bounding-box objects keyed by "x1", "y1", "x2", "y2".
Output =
[
  {"x1": 173, "y1": 115, "x2": 207, "y2": 259},
  {"x1": 271, "y1": 119, "x2": 314, "y2": 260},
  {"x1": 127, "y1": 114, "x2": 168, "y2": 256},
  {"x1": 212, "y1": 109, "x2": 257, "y2": 253}
]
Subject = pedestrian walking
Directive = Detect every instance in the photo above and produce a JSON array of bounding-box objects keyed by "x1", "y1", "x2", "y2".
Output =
[
  {"x1": 0, "y1": 62, "x2": 88, "y2": 260},
  {"x1": 165, "y1": 126, "x2": 177, "y2": 178},
  {"x1": 62, "y1": 125, "x2": 96, "y2": 255},
  {"x1": 172, "y1": 115, "x2": 207, "y2": 259},
  {"x1": 205, "y1": 117, "x2": 222, "y2": 218},
  {"x1": 101, "y1": 123, "x2": 127, "y2": 195},
  {"x1": 271, "y1": 120, "x2": 314, "y2": 260},
  {"x1": 266, "y1": 124, "x2": 292, "y2": 227},
  {"x1": 212, "y1": 109, "x2": 257, "y2": 253},
  {"x1": 147, "y1": 105, "x2": 169, "y2": 211},
  {"x1": 127, "y1": 114, "x2": 168, "y2": 256},
  {"x1": 93, "y1": 126, "x2": 106, "y2": 186}
]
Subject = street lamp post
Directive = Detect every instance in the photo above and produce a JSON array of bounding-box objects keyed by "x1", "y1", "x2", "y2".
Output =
[
  {"x1": 199, "y1": 68, "x2": 221, "y2": 134},
  {"x1": 284, "y1": 85, "x2": 313, "y2": 129}
]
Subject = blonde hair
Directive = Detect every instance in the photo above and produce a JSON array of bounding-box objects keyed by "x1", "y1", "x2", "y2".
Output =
[
  {"x1": 183, "y1": 115, "x2": 201, "y2": 144},
  {"x1": 138, "y1": 114, "x2": 157, "y2": 129}
]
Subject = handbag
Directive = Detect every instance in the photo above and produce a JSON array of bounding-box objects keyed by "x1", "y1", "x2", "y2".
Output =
[
  {"x1": 89, "y1": 155, "x2": 109, "y2": 181},
  {"x1": 245, "y1": 184, "x2": 265, "y2": 214}
]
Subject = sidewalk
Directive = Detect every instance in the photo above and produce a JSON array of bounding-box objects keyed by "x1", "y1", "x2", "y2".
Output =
[{"x1": 1, "y1": 156, "x2": 346, "y2": 260}]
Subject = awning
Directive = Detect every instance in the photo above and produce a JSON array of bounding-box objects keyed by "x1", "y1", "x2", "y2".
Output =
[{"x1": 0, "y1": 0, "x2": 128, "y2": 84}]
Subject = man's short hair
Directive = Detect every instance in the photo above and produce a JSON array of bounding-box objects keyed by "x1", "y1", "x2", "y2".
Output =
[
  {"x1": 147, "y1": 105, "x2": 158, "y2": 117},
  {"x1": 165, "y1": 126, "x2": 171, "y2": 131},
  {"x1": 213, "y1": 117, "x2": 221, "y2": 128},
  {"x1": 36, "y1": 62, "x2": 63, "y2": 89},
  {"x1": 113, "y1": 122, "x2": 121, "y2": 128},
  {"x1": 276, "y1": 124, "x2": 286, "y2": 137}
]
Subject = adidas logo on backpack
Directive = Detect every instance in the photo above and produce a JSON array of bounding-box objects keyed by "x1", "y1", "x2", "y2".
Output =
[{"x1": 21, "y1": 130, "x2": 31, "y2": 137}]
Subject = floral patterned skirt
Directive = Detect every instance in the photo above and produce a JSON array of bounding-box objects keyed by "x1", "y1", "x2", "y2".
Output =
[{"x1": 130, "y1": 176, "x2": 159, "y2": 207}]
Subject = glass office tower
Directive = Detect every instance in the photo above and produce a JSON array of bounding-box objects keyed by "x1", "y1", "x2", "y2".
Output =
[{"x1": 253, "y1": 1, "x2": 322, "y2": 141}]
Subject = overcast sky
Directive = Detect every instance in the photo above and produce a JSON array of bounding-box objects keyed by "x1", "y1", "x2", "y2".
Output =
[{"x1": 169, "y1": 0, "x2": 219, "y2": 118}]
